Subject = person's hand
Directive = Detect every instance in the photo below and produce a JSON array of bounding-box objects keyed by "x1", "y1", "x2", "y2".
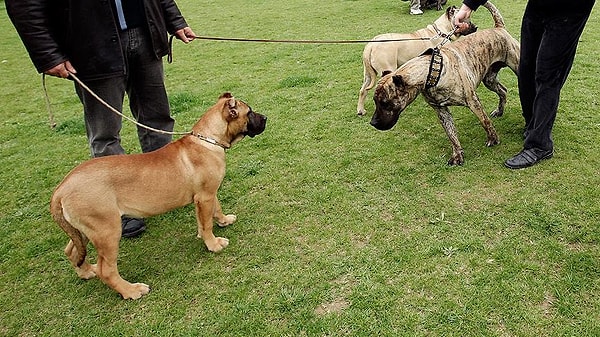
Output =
[
  {"x1": 174, "y1": 26, "x2": 197, "y2": 43},
  {"x1": 44, "y1": 61, "x2": 76, "y2": 79},
  {"x1": 454, "y1": 4, "x2": 474, "y2": 33}
]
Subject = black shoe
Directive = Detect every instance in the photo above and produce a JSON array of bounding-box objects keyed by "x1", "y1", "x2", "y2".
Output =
[
  {"x1": 504, "y1": 148, "x2": 553, "y2": 169},
  {"x1": 121, "y1": 217, "x2": 146, "y2": 238}
]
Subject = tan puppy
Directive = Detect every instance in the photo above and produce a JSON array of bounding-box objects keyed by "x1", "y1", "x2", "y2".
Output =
[
  {"x1": 357, "y1": 6, "x2": 477, "y2": 116},
  {"x1": 50, "y1": 93, "x2": 267, "y2": 299},
  {"x1": 370, "y1": 2, "x2": 519, "y2": 166}
]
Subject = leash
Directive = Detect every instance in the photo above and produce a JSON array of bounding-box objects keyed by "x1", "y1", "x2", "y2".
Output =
[
  {"x1": 69, "y1": 73, "x2": 232, "y2": 149},
  {"x1": 42, "y1": 74, "x2": 57, "y2": 129},
  {"x1": 44, "y1": 29, "x2": 458, "y2": 136},
  {"x1": 68, "y1": 72, "x2": 229, "y2": 149},
  {"x1": 424, "y1": 27, "x2": 456, "y2": 89},
  {"x1": 167, "y1": 30, "x2": 458, "y2": 63},
  {"x1": 68, "y1": 72, "x2": 190, "y2": 136}
]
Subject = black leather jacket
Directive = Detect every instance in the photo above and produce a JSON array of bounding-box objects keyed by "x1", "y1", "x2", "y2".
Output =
[
  {"x1": 6, "y1": 0, "x2": 189, "y2": 80},
  {"x1": 463, "y1": 0, "x2": 595, "y2": 14}
]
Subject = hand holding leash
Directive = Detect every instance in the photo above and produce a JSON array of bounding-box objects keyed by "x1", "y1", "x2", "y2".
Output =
[
  {"x1": 174, "y1": 26, "x2": 197, "y2": 43},
  {"x1": 454, "y1": 4, "x2": 474, "y2": 33},
  {"x1": 44, "y1": 61, "x2": 77, "y2": 79}
]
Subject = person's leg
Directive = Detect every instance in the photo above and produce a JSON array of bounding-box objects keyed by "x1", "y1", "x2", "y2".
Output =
[
  {"x1": 75, "y1": 77, "x2": 127, "y2": 158},
  {"x1": 506, "y1": 8, "x2": 593, "y2": 169},
  {"x1": 125, "y1": 27, "x2": 174, "y2": 154},
  {"x1": 410, "y1": 0, "x2": 423, "y2": 15},
  {"x1": 523, "y1": 11, "x2": 593, "y2": 151},
  {"x1": 518, "y1": 4, "x2": 543, "y2": 136}
]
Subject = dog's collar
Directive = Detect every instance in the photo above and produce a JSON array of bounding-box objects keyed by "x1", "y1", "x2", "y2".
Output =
[
  {"x1": 190, "y1": 132, "x2": 230, "y2": 149},
  {"x1": 425, "y1": 47, "x2": 444, "y2": 90},
  {"x1": 431, "y1": 24, "x2": 456, "y2": 42}
]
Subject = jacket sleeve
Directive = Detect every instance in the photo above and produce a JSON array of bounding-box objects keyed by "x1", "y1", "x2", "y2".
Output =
[
  {"x1": 160, "y1": 0, "x2": 189, "y2": 34},
  {"x1": 5, "y1": 0, "x2": 68, "y2": 73},
  {"x1": 463, "y1": 0, "x2": 488, "y2": 10}
]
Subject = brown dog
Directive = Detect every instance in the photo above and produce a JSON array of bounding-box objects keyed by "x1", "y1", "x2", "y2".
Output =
[
  {"x1": 50, "y1": 93, "x2": 267, "y2": 299},
  {"x1": 370, "y1": 2, "x2": 519, "y2": 165}
]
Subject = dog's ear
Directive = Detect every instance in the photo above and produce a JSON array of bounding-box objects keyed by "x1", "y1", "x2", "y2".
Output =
[
  {"x1": 227, "y1": 97, "x2": 238, "y2": 118},
  {"x1": 219, "y1": 92, "x2": 233, "y2": 99},
  {"x1": 446, "y1": 5, "x2": 456, "y2": 19},
  {"x1": 392, "y1": 74, "x2": 405, "y2": 88}
]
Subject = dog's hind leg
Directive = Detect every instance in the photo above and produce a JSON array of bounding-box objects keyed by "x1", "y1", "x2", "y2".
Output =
[
  {"x1": 432, "y1": 106, "x2": 465, "y2": 165},
  {"x1": 357, "y1": 61, "x2": 378, "y2": 116},
  {"x1": 64, "y1": 238, "x2": 96, "y2": 280},
  {"x1": 465, "y1": 94, "x2": 500, "y2": 148},
  {"x1": 483, "y1": 64, "x2": 508, "y2": 118},
  {"x1": 91, "y1": 214, "x2": 150, "y2": 300},
  {"x1": 52, "y1": 199, "x2": 97, "y2": 279}
]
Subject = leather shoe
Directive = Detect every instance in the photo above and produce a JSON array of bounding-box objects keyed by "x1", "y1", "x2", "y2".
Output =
[
  {"x1": 121, "y1": 216, "x2": 146, "y2": 238},
  {"x1": 504, "y1": 148, "x2": 553, "y2": 169}
]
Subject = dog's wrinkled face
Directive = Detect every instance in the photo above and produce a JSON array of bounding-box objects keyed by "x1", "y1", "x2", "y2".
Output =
[
  {"x1": 220, "y1": 93, "x2": 267, "y2": 145},
  {"x1": 370, "y1": 74, "x2": 420, "y2": 130}
]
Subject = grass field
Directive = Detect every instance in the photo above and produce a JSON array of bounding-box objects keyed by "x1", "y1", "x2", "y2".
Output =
[{"x1": 1, "y1": 0, "x2": 599, "y2": 336}]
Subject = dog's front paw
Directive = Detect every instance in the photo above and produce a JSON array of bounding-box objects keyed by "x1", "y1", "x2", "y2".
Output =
[
  {"x1": 76, "y1": 263, "x2": 97, "y2": 280},
  {"x1": 120, "y1": 282, "x2": 150, "y2": 300},
  {"x1": 490, "y1": 108, "x2": 503, "y2": 118},
  {"x1": 206, "y1": 237, "x2": 230, "y2": 252},
  {"x1": 217, "y1": 214, "x2": 237, "y2": 227},
  {"x1": 447, "y1": 152, "x2": 465, "y2": 166},
  {"x1": 357, "y1": 109, "x2": 367, "y2": 116},
  {"x1": 486, "y1": 136, "x2": 500, "y2": 147}
]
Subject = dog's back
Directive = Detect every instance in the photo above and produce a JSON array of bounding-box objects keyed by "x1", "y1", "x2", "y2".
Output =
[{"x1": 357, "y1": 6, "x2": 462, "y2": 116}]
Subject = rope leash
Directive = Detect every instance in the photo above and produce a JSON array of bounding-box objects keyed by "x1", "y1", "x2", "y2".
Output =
[
  {"x1": 68, "y1": 72, "x2": 190, "y2": 136},
  {"x1": 44, "y1": 30, "x2": 457, "y2": 133},
  {"x1": 42, "y1": 74, "x2": 57, "y2": 129},
  {"x1": 192, "y1": 35, "x2": 433, "y2": 44},
  {"x1": 46, "y1": 73, "x2": 230, "y2": 149},
  {"x1": 167, "y1": 30, "x2": 456, "y2": 62}
]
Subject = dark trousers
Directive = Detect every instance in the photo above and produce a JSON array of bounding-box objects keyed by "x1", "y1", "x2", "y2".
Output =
[
  {"x1": 519, "y1": 4, "x2": 593, "y2": 151},
  {"x1": 75, "y1": 27, "x2": 174, "y2": 157}
]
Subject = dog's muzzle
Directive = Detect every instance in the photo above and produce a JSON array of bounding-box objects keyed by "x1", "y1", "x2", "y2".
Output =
[
  {"x1": 245, "y1": 111, "x2": 267, "y2": 137},
  {"x1": 370, "y1": 107, "x2": 400, "y2": 131}
]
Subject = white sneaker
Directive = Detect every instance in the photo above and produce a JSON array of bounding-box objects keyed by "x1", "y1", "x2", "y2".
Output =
[{"x1": 410, "y1": 9, "x2": 423, "y2": 15}]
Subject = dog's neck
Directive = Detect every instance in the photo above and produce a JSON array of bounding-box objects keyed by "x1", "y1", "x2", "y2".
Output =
[
  {"x1": 190, "y1": 115, "x2": 232, "y2": 150},
  {"x1": 190, "y1": 131, "x2": 230, "y2": 149}
]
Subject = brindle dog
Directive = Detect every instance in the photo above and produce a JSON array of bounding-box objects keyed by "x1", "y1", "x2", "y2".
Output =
[{"x1": 370, "y1": 2, "x2": 519, "y2": 165}]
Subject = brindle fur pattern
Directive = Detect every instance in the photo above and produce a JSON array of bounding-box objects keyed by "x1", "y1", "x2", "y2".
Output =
[
  {"x1": 370, "y1": 2, "x2": 519, "y2": 166},
  {"x1": 357, "y1": 6, "x2": 477, "y2": 116}
]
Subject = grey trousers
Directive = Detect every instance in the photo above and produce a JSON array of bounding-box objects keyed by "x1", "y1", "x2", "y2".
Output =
[{"x1": 74, "y1": 27, "x2": 174, "y2": 158}]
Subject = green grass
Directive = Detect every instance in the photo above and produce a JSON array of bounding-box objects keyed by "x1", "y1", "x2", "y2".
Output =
[{"x1": 1, "y1": 0, "x2": 599, "y2": 335}]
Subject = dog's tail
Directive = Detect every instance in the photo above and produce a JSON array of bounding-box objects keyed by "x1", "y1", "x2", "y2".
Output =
[
  {"x1": 483, "y1": 1, "x2": 505, "y2": 29},
  {"x1": 50, "y1": 196, "x2": 87, "y2": 267},
  {"x1": 361, "y1": 44, "x2": 379, "y2": 88}
]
